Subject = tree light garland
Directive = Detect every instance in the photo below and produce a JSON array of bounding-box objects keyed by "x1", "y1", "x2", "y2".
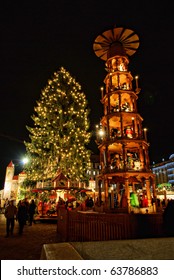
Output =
[{"x1": 24, "y1": 67, "x2": 91, "y2": 183}]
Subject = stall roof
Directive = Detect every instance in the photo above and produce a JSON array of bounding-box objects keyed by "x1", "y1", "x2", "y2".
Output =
[{"x1": 52, "y1": 172, "x2": 68, "y2": 182}]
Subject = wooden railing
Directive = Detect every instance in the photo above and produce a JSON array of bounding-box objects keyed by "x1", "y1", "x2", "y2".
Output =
[{"x1": 57, "y1": 209, "x2": 164, "y2": 242}]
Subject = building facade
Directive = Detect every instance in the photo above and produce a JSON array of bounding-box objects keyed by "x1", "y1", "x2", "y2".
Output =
[
  {"x1": 3, "y1": 161, "x2": 27, "y2": 201},
  {"x1": 151, "y1": 154, "x2": 174, "y2": 200},
  {"x1": 152, "y1": 154, "x2": 174, "y2": 186}
]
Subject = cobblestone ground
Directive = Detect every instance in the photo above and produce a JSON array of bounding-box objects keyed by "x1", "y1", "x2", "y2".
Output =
[{"x1": 0, "y1": 214, "x2": 60, "y2": 260}]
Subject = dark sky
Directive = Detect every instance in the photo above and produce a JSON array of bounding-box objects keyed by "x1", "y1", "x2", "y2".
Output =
[{"x1": 0, "y1": 1, "x2": 174, "y2": 187}]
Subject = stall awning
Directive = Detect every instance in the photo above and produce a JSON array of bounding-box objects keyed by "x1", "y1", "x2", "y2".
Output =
[{"x1": 31, "y1": 186, "x2": 55, "y2": 193}]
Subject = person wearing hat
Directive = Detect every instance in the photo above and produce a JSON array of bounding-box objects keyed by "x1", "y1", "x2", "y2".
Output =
[{"x1": 4, "y1": 199, "x2": 17, "y2": 237}]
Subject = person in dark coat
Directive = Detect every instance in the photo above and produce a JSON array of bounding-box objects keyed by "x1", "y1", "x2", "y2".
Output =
[
  {"x1": 24, "y1": 198, "x2": 29, "y2": 223},
  {"x1": 85, "y1": 197, "x2": 94, "y2": 208},
  {"x1": 17, "y1": 200, "x2": 27, "y2": 235},
  {"x1": 163, "y1": 199, "x2": 174, "y2": 236},
  {"x1": 28, "y1": 199, "x2": 36, "y2": 225},
  {"x1": 4, "y1": 199, "x2": 17, "y2": 237}
]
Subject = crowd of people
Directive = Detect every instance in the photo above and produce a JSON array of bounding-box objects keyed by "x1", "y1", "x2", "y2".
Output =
[
  {"x1": 2, "y1": 195, "x2": 95, "y2": 238},
  {"x1": 3, "y1": 194, "x2": 174, "y2": 238},
  {"x1": 56, "y1": 196, "x2": 94, "y2": 211},
  {"x1": 4, "y1": 198, "x2": 37, "y2": 237}
]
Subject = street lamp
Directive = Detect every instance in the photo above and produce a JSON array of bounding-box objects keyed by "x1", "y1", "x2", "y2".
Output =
[
  {"x1": 98, "y1": 128, "x2": 105, "y2": 137},
  {"x1": 22, "y1": 157, "x2": 29, "y2": 165},
  {"x1": 96, "y1": 124, "x2": 105, "y2": 144}
]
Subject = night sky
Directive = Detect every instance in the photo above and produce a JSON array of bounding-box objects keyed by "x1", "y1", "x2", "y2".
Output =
[{"x1": 0, "y1": 1, "x2": 174, "y2": 188}]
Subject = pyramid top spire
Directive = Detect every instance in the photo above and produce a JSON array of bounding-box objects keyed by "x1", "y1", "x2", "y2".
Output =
[{"x1": 93, "y1": 26, "x2": 140, "y2": 60}]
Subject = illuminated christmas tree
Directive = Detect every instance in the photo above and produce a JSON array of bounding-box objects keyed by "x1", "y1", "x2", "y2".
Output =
[{"x1": 24, "y1": 67, "x2": 91, "y2": 183}]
